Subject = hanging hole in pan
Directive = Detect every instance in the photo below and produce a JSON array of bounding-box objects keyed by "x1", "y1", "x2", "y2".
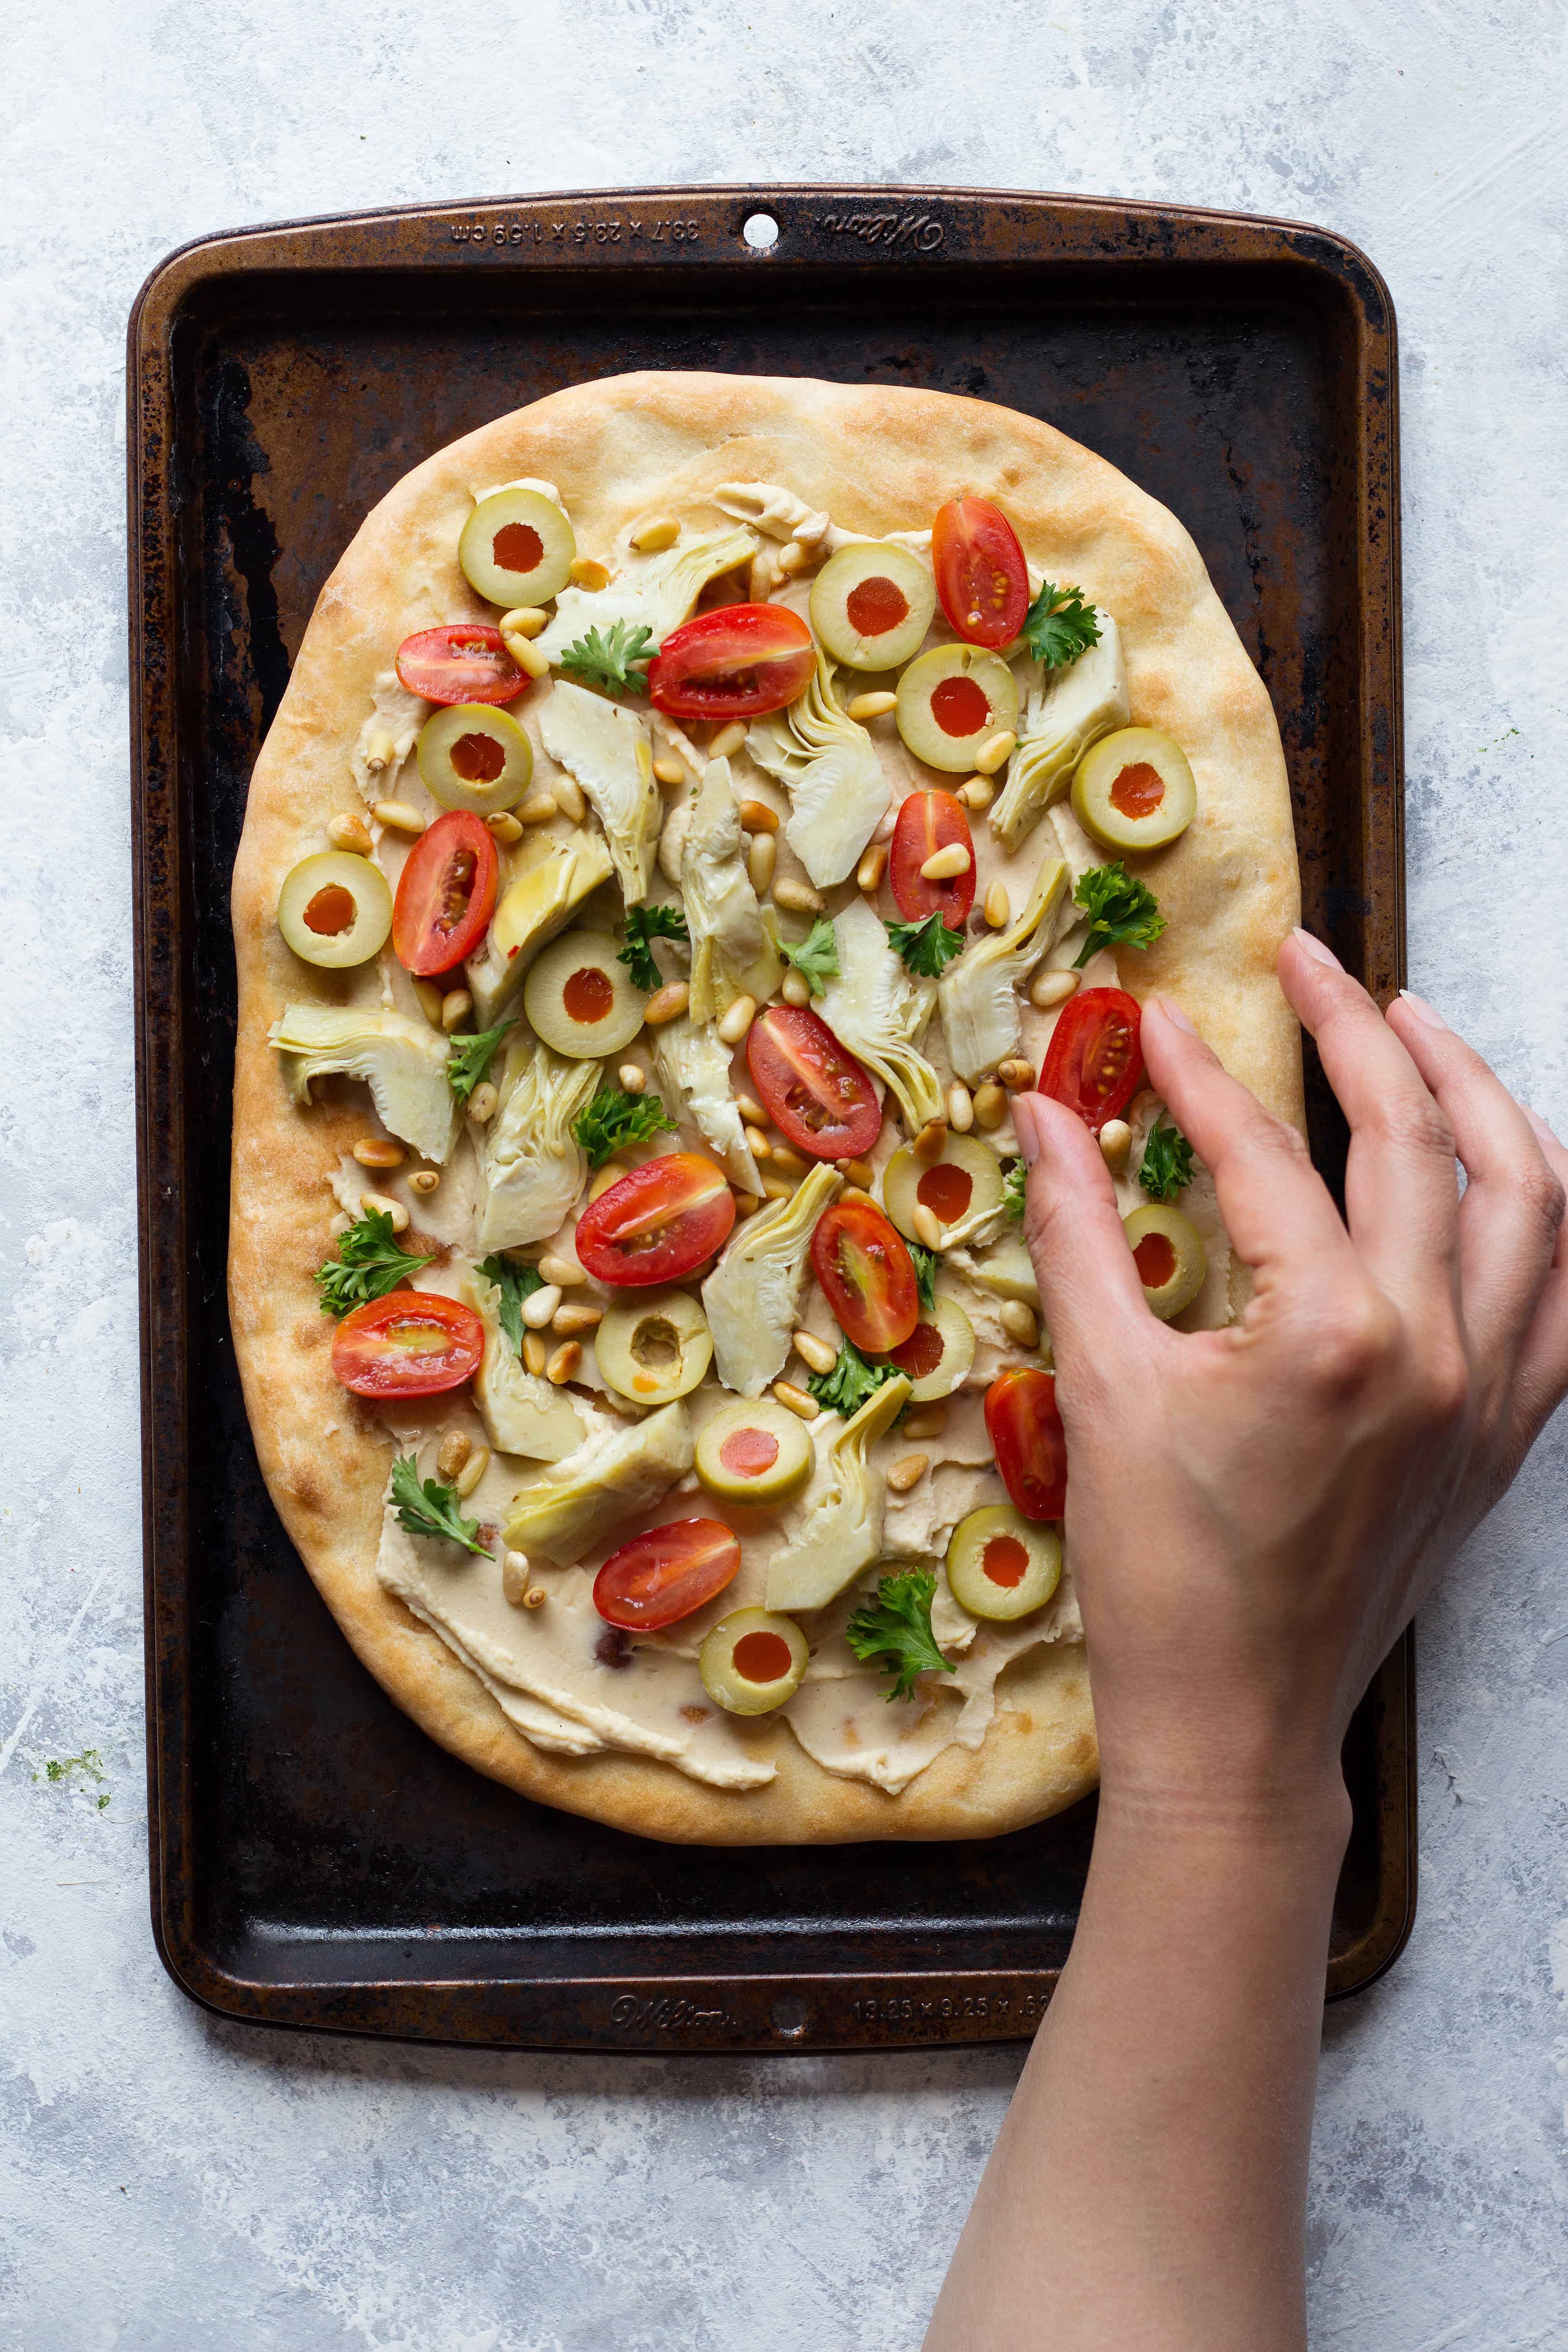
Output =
[{"x1": 743, "y1": 212, "x2": 780, "y2": 252}]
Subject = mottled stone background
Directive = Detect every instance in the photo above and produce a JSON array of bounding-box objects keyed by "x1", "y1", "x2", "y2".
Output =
[{"x1": 3, "y1": 2, "x2": 1566, "y2": 2345}]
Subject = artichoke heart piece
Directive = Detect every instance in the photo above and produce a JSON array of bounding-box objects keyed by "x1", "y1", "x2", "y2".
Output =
[
  {"x1": 681, "y1": 757, "x2": 767, "y2": 1024},
  {"x1": 989, "y1": 613, "x2": 1130, "y2": 854},
  {"x1": 818, "y1": 896, "x2": 944, "y2": 1136},
  {"x1": 502, "y1": 1402, "x2": 695, "y2": 1563},
  {"x1": 745, "y1": 653, "x2": 890, "y2": 889},
  {"x1": 460, "y1": 1270, "x2": 585, "y2": 1461},
  {"x1": 539, "y1": 680, "x2": 662, "y2": 907},
  {"x1": 939, "y1": 858, "x2": 1070, "y2": 1084},
  {"x1": 652, "y1": 1015, "x2": 762, "y2": 1194},
  {"x1": 475, "y1": 1033, "x2": 599, "y2": 1254},
  {"x1": 270, "y1": 1004, "x2": 459, "y2": 1165},
  {"x1": 701, "y1": 1160, "x2": 843, "y2": 1396},
  {"x1": 533, "y1": 526, "x2": 757, "y2": 664},
  {"x1": 466, "y1": 830, "x2": 616, "y2": 1029},
  {"x1": 764, "y1": 1375, "x2": 913, "y2": 1613}
]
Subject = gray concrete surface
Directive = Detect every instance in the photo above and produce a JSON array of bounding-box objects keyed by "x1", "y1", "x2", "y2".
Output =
[{"x1": 3, "y1": 2, "x2": 1566, "y2": 2344}]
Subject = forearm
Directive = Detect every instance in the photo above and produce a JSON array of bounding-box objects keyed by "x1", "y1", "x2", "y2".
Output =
[{"x1": 924, "y1": 1781, "x2": 1350, "y2": 2352}]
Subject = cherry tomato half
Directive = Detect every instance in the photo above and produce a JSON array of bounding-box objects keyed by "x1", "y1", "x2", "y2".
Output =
[
  {"x1": 931, "y1": 497, "x2": 1030, "y2": 650},
  {"x1": 888, "y1": 788, "x2": 976, "y2": 924},
  {"x1": 985, "y1": 1368, "x2": 1067, "y2": 1522},
  {"x1": 1038, "y1": 985, "x2": 1143, "y2": 1132},
  {"x1": 810, "y1": 1199, "x2": 920, "y2": 1355},
  {"x1": 746, "y1": 1005, "x2": 882, "y2": 1161},
  {"x1": 594, "y1": 1517, "x2": 741, "y2": 1630},
  {"x1": 331, "y1": 1291, "x2": 485, "y2": 1400},
  {"x1": 573, "y1": 1153, "x2": 736, "y2": 1287},
  {"x1": 392, "y1": 809, "x2": 498, "y2": 978},
  {"x1": 394, "y1": 624, "x2": 526, "y2": 706},
  {"x1": 647, "y1": 603, "x2": 816, "y2": 720}
]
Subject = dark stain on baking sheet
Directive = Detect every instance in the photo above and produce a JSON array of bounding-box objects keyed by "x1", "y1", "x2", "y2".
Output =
[{"x1": 130, "y1": 188, "x2": 1408, "y2": 2051}]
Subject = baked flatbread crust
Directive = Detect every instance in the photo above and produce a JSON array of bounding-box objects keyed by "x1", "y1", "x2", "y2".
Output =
[{"x1": 228, "y1": 372, "x2": 1301, "y2": 1844}]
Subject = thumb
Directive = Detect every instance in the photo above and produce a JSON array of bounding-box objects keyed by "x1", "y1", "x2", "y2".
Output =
[{"x1": 1012, "y1": 1093, "x2": 1152, "y2": 1375}]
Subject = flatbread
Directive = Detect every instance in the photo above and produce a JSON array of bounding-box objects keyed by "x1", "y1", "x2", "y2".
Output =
[{"x1": 229, "y1": 372, "x2": 1301, "y2": 1844}]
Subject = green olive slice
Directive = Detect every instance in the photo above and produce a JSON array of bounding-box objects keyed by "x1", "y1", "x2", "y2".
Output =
[
  {"x1": 809, "y1": 542, "x2": 936, "y2": 671},
  {"x1": 276, "y1": 850, "x2": 392, "y2": 969},
  {"x1": 946, "y1": 1505, "x2": 1062, "y2": 1622},
  {"x1": 695, "y1": 1398, "x2": 815, "y2": 1506},
  {"x1": 881, "y1": 1294, "x2": 975, "y2": 1402},
  {"x1": 882, "y1": 1131, "x2": 1004, "y2": 1244},
  {"x1": 1123, "y1": 1203, "x2": 1206, "y2": 1321},
  {"x1": 1071, "y1": 726, "x2": 1197, "y2": 853},
  {"x1": 417, "y1": 701, "x2": 534, "y2": 816},
  {"x1": 895, "y1": 644, "x2": 1018, "y2": 773},
  {"x1": 459, "y1": 486, "x2": 576, "y2": 608},
  {"x1": 700, "y1": 1606, "x2": 808, "y2": 1715},
  {"x1": 524, "y1": 930, "x2": 646, "y2": 1058},
  {"x1": 595, "y1": 1289, "x2": 713, "y2": 1405}
]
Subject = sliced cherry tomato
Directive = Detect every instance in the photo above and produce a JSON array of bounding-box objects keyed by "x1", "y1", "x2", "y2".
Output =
[
  {"x1": 810, "y1": 1199, "x2": 920, "y2": 1354},
  {"x1": 394, "y1": 624, "x2": 525, "y2": 706},
  {"x1": 1038, "y1": 985, "x2": 1143, "y2": 1132},
  {"x1": 931, "y1": 497, "x2": 1030, "y2": 649},
  {"x1": 985, "y1": 1368, "x2": 1067, "y2": 1522},
  {"x1": 888, "y1": 788, "x2": 976, "y2": 924},
  {"x1": 594, "y1": 1517, "x2": 741, "y2": 1630},
  {"x1": 746, "y1": 1005, "x2": 882, "y2": 1161},
  {"x1": 647, "y1": 603, "x2": 816, "y2": 720},
  {"x1": 331, "y1": 1291, "x2": 485, "y2": 1399},
  {"x1": 574, "y1": 1153, "x2": 736, "y2": 1287},
  {"x1": 391, "y1": 809, "x2": 498, "y2": 977}
]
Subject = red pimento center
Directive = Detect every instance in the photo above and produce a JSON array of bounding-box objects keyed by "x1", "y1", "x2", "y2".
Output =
[
  {"x1": 492, "y1": 521, "x2": 544, "y2": 573},
  {"x1": 982, "y1": 1534, "x2": 1030, "y2": 1588},
  {"x1": 890, "y1": 1320, "x2": 945, "y2": 1380},
  {"x1": 1110, "y1": 761, "x2": 1166, "y2": 819},
  {"x1": 929, "y1": 674, "x2": 993, "y2": 738},
  {"x1": 917, "y1": 1164, "x2": 972, "y2": 1223},
  {"x1": 732, "y1": 1630, "x2": 794, "y2": 1684},
  {"x1": 303, "y1": 884, "x2": 357, "y2": 936},
  {"x1": 1133, "y1": 1231, "x2": 1177, "y2": 1288},
  {"x1": 563, "y1": 965, "x2": 615, "y2": 1025},
  {"x1": 450, "y1": 730, "x2": 506, "y2": 784},
  {"x1": 719, "y1": 1426, "x2": 780, "y2": 1480},
  {"x1": 845, "y1": 574, "x2": 910, "y2": 637}
]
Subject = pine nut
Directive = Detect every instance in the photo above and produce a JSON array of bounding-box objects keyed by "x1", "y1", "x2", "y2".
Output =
[
  {"x1": 886, "y1": 1453, "x2": 929, "y2": 1494},
  {"x1": 546, "y1": 1340, "x2": 582, "y2": 1385},
  {"x1": 521, "y1": 1284, "x2": 563, "y2": 1329},
  {"x1": 441, "y1": 988, "x2": 472, "y2": 1032},
  {"x1": 1030, "y1": 968, "x2": 1080, "y2": 1010},
  {"x1": 499, "y1": 607, "x2": 548, "y2": 639},
  {"x1": 781, "y1": 969, "x2": 812, "y2": 1006},
  {"x1": 846, "y1": 690, "x2": 898, "y2": 721},
  {"x1": 569, "y1": 557, "x2": 611, "y2": 591},
  {"x1": 957, "y1": 776, "x2": 995, "y2": 810},
  {"x1": 1098, "y1": 1118, "x2": 1133, "y2": 1174},
  {"x1": 437, "y1": 1431, "x2": 472, "y2": 1480},
  {"x1": 502, "y1": 1549, "x2": 531, "y2": 1605},
  {"x1": 748, "y1": 550, "x2": 775, "y2": 602},
  {"x1": 984, "y1": 880, "x2": 1010, "y2": 929},
  {"x1": 873, "y1": 804, "x2": 898, "y2": 842},
  {"x1": 522, "y1": 1331, "x2": 549, "y2": 1375},
  {"x1": 365, "y1": 731, "x2": 397, "y2": 772},
  {"x1": 518, "y1": 792, "x2": 559, "y2": 824},
  {"x1": 717, "y1": 994, "x2": 756, "y2": 1046},
  {"x1": 1000, "y1": 1298, "x2": 1039, "y2": 1348},
  {"x1": 653, "y1": 755, "x2": 687, "y2": 787},
  {"x1": 588, "y1": 1165, "x2": 622, "y2": 1202},
  {"x1": 769, "y1": 1142, "x2": 808, "y2": 1178},
  {"x1": 523, "y1": 1583, "x2": 548, "y2": 1608},
  {"x1": 553, "y1": 1301, "x2": 603, "y2": 1336},
  {"x1": 913, "y1": 1118, "x2": 948, "y2": 1163},
  {"x1": 454, "y1": 1445, "x2": 490, "y2": 1498},
  {"x1": 372, "y1": 800, "x2": 425, "y2": 835},
  {"x1": 972, "y1": 1082, "x2": 1008, "y2": 1131},
  {"x1": 708, "y1": 720, "x2": 748, "y2": 760},
  {"x1": 920, "y1": 842, "x2": 971, "y2": 882},
  {"x1": 974, "y1": 730, "x2": 1016, "y2": 776},
  {"x1": 760, "y1": 1171, "x2": 797, "y2": 1200},
  {"x1": 353, "y1": 1137, "x2": 405, "y2": 1169},
  {"x1": 503, "y1": 633, "x2": 550, "y2": 679},
  {"x1": 328, "y1": 810, "x2": 373, "y2": 853},
  {"x1": 552, "y1": 777, "x2": 587, "y2": 823},
  {"x1": 838, "y1": 1186, "x2": 879, "y2": 1211},
  {"x1": 360, "y1": 1190, "x2": 408, "y2": 1231},
  {"x1": 836, "y1": 1157, "x2": 875, "y2": 1188},
  {"x1": 792, "y1": 1328, "x2": 838, "y2": 1375},
  {"x1": 738, "y1": 799, "x2": 779, "y2": 833},
  {"x1": 412, "y1": 977, "x2": 445, "y2": 1026},
  {"x1": 643, "y1": 980, "x2": 689, "y2": 1025},
  {"x1": 776, "y1": 539, "x2": 812, "y2": 577},
  {"x1": 469, "y1": 1081, "x2": 500, "y2": 1124},
  {"x1": 773, "y1": 877, "x2": 824, "y2": 914},
  {"x1": 748, "y1": 832, "x2": 777, "y2": 894},
  {"x1": 617, "y1": 1063, "x2": 646, "y2": 1094},
  {"x1": 737, "y1": 1091, "x2": 768, "y2": 1127},
  {"x1": 732, "y1": 1191, "x2": 762, "y2": 1218},
  {"x1": 902, "y1": 1405, "x2": 947, "y2": 1441},
  {"x1": 486, "y1": 810, "x2": 524, "y2": 844},
  {"x1": 857, "y1": 842, "x2": 888, "y2": 893},
  {"x1": 408, "y1": 1170, "x2": 440, "y2": 1196},
  {"x1": 912, "y1": 1202, "x2": 945, "y2": 1250},
  {"x1": 538, "y1": 1252, "x2": 585, "y2": 1287},
  {"x1": 772, "y1": 1380, "x2": 820, "y2": 1421},
  {"x1": 947, "y1": 1082, "x2": 975, "y2": 1133},
  {"x1": 744, "y1": 1125, "x2": 772, "y2": 1161},
  {"x1": 998, "y1": 1058, "x2": 1036, "y2": 1091},
  {"x1": 631, "y1": 515, "x2": 680, "y2": 553}
]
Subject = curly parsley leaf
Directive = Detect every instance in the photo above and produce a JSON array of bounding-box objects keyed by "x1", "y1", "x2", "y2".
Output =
[
  {"x1": 1138, "y1": 1116, "x2": 1196, "y2": 1202},
  {"x1": 477, "y1": 1252, "x2": 546, "y2": 1356},
  {"x1": 1071, "y1": 861, "x2": 1165, "y2": 970},
  {"x1": 573, "y1": 1085, "x2": 678, "y2": 1170},
  {"x1": 1022, "y1": 580, "x2": 1102, "y2": 670},
  {"x1": 885, "y1": 912, "x2": 967, "y2": 979},
  {"x1": 908, "y1": 1242, "x2": 940, "y2": 1313},
  {"x1": 846, "y1": 1568, "x2": 955, "y2": 1703},
  {"x1": 447, "y1": 1019, "x2": 514, "y2": 1102},
  {"x1": 316, "y1": 1209, "x2": 434, "y2": 1318},
  {"x1": 390, "y1": 1455, "x2": 490, "y2": 1556},
  {"x1": 805, "y1": 1339, "x2": 902, "y2": 1420},
  {"x1": 557, "y1": 618, "x2": 654, "y2": 698},
  {"x1": 617, "y1": 902, "x2": 690, "y2": 992},
  {"x1": 779, "y1": 916, "x2": 840, "y2": 999},
  {"x1": 1003, "y1": 1160, "x2": 1027, "y2": 1223}
]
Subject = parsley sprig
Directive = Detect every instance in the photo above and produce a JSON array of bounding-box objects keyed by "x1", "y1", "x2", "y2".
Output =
[
  {"x1": 477, "y1": 1252, "x2": 545, "y2": 1356},
  {"x1": 846, "y1": 1569, "x2": 955, "y2": 1703},
  {"x1": 573, "y1": 1084, "x2": 678, "y2": 1169},
  {"x1": 779, "y1": 916, "x2": 839, "y2": 999},
  {"x1": 805, "y1": 1339, "x2": 902, "y2": 1420},
  {"x1": 390, "y1": 1455, "x2": 490, "y2": 1556},
  {"x1": 1002, "y1": 1160, "x2": 1026, "y2": 1223},
  {"x1": 618, "y1": 902, "x2": 690, "y2": 992},
  {"x1": 558, "y1": 618, "x2": 654, "y2": 698},
  {"x1": 885, "y1": 912, "x2": 967, "y2": 979},
  {"x1": 1138, "y1": 1116, "x2": 1196, "y2": 1202},
  {"x1": 447, "y1": 1019, "x2": 514, "y2": 1102},
  {"x1": 1071, "y1": 862, "x2": 1165, "y2": 969},
  {"x1": 1022, "y1": 580, "x2": 1102, "y2": 670},
  {"x1": 316, "y1": 1208, "x2": 434, "y2": 1318},
  {"x1": 908, "y1": 1242, "x2": 940, "y2": 1313}
]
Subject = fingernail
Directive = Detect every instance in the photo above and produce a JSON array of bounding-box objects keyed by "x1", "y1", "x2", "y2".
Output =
[
  {"x1": 1524, "y1": 1105, "x2": 1559, "y2": 1149},
  {"x1": 1292, "y1": 927, "x2": 1343, "y2": 970},
  {"x1": 1397, "y1": 988, "x2": 1449, "y2": 1030},
  {"x1": 1152, "y1": 994, "x2": 1196, "y2": 1034},
  {"x1": 1012, "y1": 1093, "x2": 1041, "y2": 1166}
]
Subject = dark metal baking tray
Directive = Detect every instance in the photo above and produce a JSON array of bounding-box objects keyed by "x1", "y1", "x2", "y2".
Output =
[{"x1": 129, "y1": 184, "x2": 1410, "y2": 2051}]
